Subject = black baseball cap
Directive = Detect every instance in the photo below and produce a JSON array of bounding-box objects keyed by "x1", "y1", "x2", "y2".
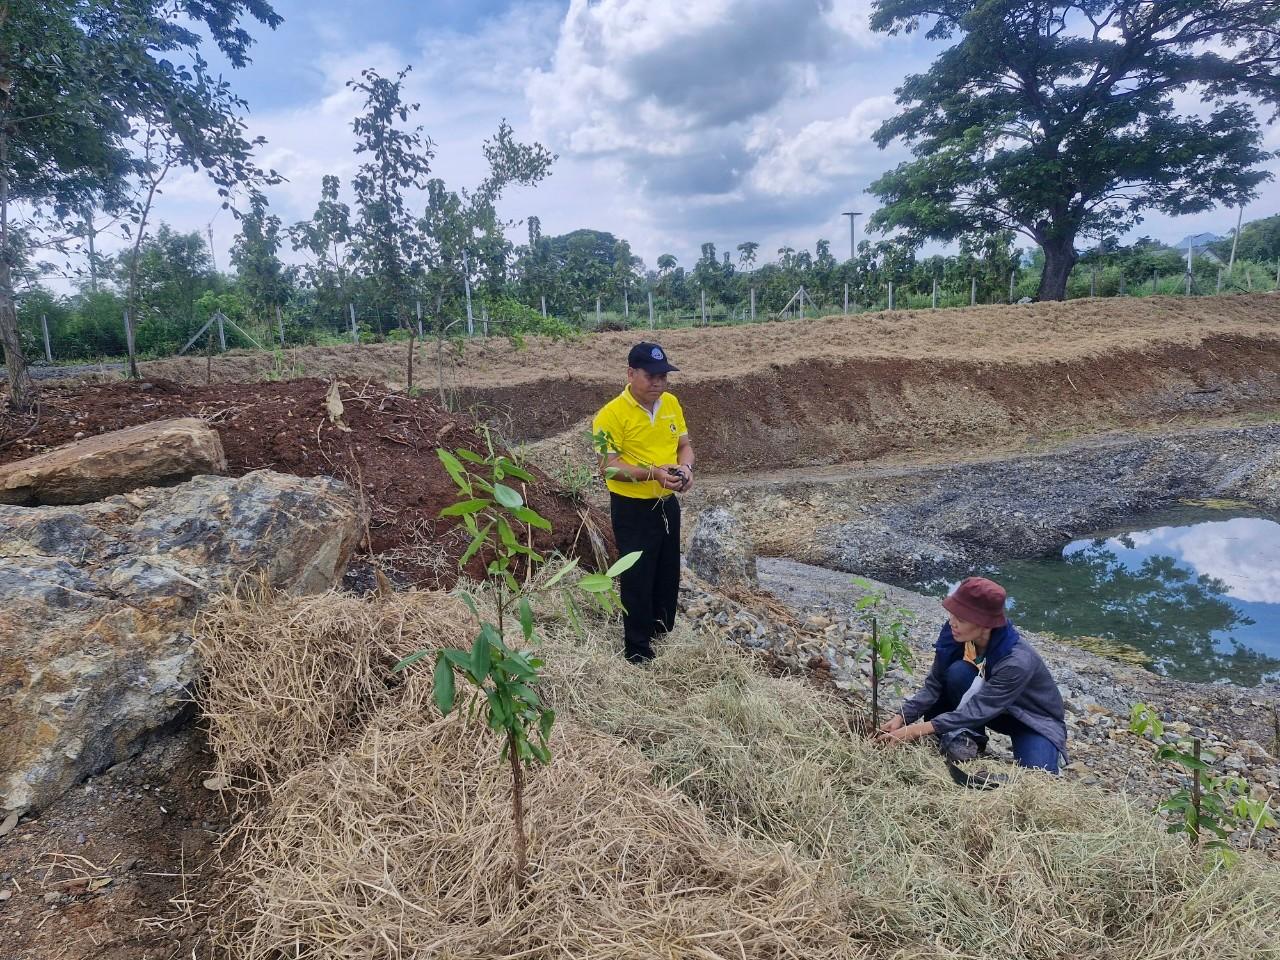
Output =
[{"x1": 628, "y1": 341, "x2": 678, "y2": 373}]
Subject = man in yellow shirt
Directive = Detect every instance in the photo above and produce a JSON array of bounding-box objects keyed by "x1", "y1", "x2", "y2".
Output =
[{"x1": 592, "y1": 342, "x2": 695, "y2": 663}]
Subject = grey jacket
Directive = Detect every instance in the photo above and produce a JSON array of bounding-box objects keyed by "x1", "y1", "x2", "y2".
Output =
[{"x1": 900, "y1": 623, "x2": 1068, "y2": 759}]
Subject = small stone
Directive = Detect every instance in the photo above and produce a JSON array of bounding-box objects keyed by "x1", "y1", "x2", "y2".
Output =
[{"x1": 43, "y1": 892, "x2": 61, "y2": 905}]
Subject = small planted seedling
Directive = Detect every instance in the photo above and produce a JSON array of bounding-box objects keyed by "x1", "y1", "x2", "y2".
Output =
[
  {"x1": 1130, "y1": 702, "x2": 1276, "y2": 864},
  {"x1": 852, "y1": 578, "x2": 914, "y2": 731},
  {"x1": 395, "y1": 432, "x2": 640, "y2": 888}
]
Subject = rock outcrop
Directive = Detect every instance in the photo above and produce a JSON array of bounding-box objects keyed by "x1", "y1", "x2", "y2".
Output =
[
  {"x1": 687, "y1": 507, "x2": 758, "y2": 588},
  {"x1": 0, "y1": 417, "x2": 226, "y2": 506},
  {"x1": 0, "y1": 470, "x2": 362, "y2": 816}
]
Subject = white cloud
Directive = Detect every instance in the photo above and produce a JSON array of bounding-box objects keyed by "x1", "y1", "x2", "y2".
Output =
[
  {"x1": 747, "y1": 94, "x2": 897, "y2": 196},
  {"x1": 1111, "y1": 518, "x2": 1280, "y2": 604}
]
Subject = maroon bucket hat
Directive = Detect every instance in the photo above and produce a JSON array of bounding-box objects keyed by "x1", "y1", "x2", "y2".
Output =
[{"x1": 942, "y1": 577, "x2": 1008, "y2": 629}]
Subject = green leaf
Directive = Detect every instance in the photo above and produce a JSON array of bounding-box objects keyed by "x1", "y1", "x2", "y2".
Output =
[
  {"x1": 539, "y1": 708, "x2": 556, "y2": 742},
  {"x1": 471, "y1": 631, "x2": 491, "y2": 679},
  {"x1": 391, "y1": 649, "x2": 431, "y2": 673},
  {"x1": 493, "y1": 483, "x2": 524, "y2": 510},
  {"x1": 578, "y1": 573, "x2": 614, "y2": 593},
  {"x1": 454, "y1": 448, "x2": 487, "y2": 464},
  {"x1": 432, "y1": 657, "x2": 456, "y2": 714},
  {"x1": 439, "y1": 498, "x2": 490, "y2": 517},
  {"x1": 458, "y1": 590, "x2": 480, "y2": 620},
  {"x1": 512, "y1": 506, "x2": 552, "y2": 531},
  {"x1": 486, "y1": 688, "x2": 508, "y2": 728},
  {"x1": 518, "y1": 597, "x2": 534, "y2": 641},
  {"x1": 498, "y1": 460, "x2": 536, "y2": 483},
  {"x1": 459, "y1": 521, "x2": 493, "y2": 568},
  {"x1": 437, "y1": 449, "x2": 471, "y2": 495},
  {"x1": 497, "y1": 517, "x2": 518, "y2": 548},
  {"x1": 606, "y1": 550, "x2": 643, "y2": 578},
  {"x1": 544, "y1": 558, "x2": 579, "y2": 589}
]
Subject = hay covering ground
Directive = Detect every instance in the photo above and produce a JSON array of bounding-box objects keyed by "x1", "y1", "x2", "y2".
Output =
[{"x1": 196, "y1": 587, "x2": 1280, "y2": 960}]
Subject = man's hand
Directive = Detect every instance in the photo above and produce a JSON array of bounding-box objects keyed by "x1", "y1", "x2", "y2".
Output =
[{"x1": 656, "y1": 465, "x2": 689, "y2": 492}]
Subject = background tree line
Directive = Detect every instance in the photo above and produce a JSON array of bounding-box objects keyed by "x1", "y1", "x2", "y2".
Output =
[
  {"x1": 11, "y1": 211, "x2": 1280, "y2": 363},
  {"x1": 5, "y1": 2, "x2": 1279, "y2": 393}
]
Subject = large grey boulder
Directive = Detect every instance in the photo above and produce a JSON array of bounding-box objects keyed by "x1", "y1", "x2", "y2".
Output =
[
  {"x1": 687, "y1": 507, "x2": 758, "y2": 588},
  {"x1": 0, "y1": 417, "x2": 227, "y2": 506},
  {"x1": 0, "y1": 470, "x2": 362, "y2": 816}
]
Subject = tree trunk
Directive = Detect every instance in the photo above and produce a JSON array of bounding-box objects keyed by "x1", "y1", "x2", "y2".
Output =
[
  {"x1": 507, "y1": 730, "x2": 528, "y2": 889},
  {"x1": 1037, "y1": 238, "x2": 1078, "y2": 301},
  {"x1": 0, "y1": 122, "x2": 37, "y2": 413}
]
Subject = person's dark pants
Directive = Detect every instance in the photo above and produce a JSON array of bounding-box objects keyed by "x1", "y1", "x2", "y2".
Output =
[
  {"x1": 924, "y1": 660, "x2": 1060, "y2": 773},
  {"x1": 609, "y1": 492, "x2": 681, "y2": 662}
]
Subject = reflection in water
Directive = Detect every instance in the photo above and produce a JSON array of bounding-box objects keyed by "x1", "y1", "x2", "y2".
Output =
[{"x1": 923, "y1": 512, "x2": 1280, "y2": 686}]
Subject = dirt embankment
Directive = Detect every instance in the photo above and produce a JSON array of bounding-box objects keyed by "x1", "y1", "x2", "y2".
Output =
[
  {"x1": 0, "y1": 379, "x2": 609, "y2": 587},
  {"x1": 129, "y1": 294, "x2": 1280, "y2": 475}
]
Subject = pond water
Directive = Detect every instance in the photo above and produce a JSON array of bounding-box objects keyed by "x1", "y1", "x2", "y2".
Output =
[{"x1": 911, "y1": 508, "x2": 1280, "y2": 686}]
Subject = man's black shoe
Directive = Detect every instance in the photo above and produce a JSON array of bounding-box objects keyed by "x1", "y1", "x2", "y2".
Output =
[{"x1": 624, "y1": 646, "x2": 656, "y2": 665}]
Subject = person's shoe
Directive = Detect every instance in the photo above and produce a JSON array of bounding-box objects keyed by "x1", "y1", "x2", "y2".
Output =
[
  {"x1": 624, "y1": 645, "x2": 656, "y2": 665},
  {"x1": 940, "y1": 731, "x2": 980, "y2": 764}
]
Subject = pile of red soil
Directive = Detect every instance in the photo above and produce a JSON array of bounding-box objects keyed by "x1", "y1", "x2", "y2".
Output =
[{"x1": 0, "y1": 378, "x2": 609, "y2": 586}]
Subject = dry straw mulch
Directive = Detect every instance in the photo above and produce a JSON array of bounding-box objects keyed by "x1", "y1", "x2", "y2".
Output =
[
  {"x1": 195, "y1": 587, "x2": 1280, "y2": 960},
  {"x1": 197, "y1": 588, "x2": 867, "y2": 959}
]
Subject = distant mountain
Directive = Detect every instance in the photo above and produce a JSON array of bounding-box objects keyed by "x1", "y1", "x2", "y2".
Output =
[{"x1": 1172, "y1": 232, "x2": 1223, "y2": 250}]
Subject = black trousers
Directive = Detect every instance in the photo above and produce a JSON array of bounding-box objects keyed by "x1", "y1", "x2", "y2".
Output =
[{"x1": 609, "y1": 492, "x2": 681, "y2": 660}]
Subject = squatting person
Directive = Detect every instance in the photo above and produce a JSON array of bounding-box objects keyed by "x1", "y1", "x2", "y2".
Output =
[
  {"x1": 592, "y1": 342, "x2": 695, "y2": 664},
  {"x1": 877, "y1": 576, "x2": 1067, "y2": 772}
]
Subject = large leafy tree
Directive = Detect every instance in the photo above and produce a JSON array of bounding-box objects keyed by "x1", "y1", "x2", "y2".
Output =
[
  {"x1": 289, "y1": 174, "x2": 354, "y2": 331},
  {"x1": 0, "y1": 0, "x2": 280, "y2": 410},
  {"x1": 868, "y1": 1, "x2": 1280, "y2": 300},
  {"x1": 230, "y1": 192, "x2": 287, "y2": 331},
  {"x1": 348, "y1": 67, "x2": 433, "y2": 335}
]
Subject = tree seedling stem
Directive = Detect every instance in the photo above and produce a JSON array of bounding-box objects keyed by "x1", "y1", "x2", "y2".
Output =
[
  {"x1": 870, "y1": 616, "x2": 880, "y2": 731},
  {"x1": 1191, "y1": 737, "x2": 1202, "y2": 846}
]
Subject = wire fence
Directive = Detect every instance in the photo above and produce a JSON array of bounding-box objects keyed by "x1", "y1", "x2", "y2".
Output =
[{"x1": 15, "y1": 257, "x2": 1280, "y2": 368}]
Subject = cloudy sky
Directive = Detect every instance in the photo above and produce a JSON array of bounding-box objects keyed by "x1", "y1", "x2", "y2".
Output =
[{"x1": 145, "y1": 0, "x2": 1280, "y2": 275}]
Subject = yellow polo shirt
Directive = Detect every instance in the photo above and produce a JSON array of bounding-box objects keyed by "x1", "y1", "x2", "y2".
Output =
[{"x1": 593, "y1": 386, "x2": 688, "y2": 499}]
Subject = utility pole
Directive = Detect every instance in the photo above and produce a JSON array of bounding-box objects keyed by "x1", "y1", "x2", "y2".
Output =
[
  {"x1": 1011, "y1": 271, "x2": 1017, "y2": 302},
  {"x1": 349, "y1": 303, "x2": 357, "y2": 344},
  {"x1": 540, "y1": 295, "x2": 547, "y2": 318},
  {"x1": 596, "y1": 296, "x2": 601, "y2": 328},
  {"x1": 1228, "y1": 206, "x2": 1244, "y2": 277},
  {"x1": 841, "y1": 211, "x2": 862, "y2": 261},
  {"x1": 888, "y1": 281, "x2": 894, "y2": 310},
  {"x1": 750, "y1": 287, "x2": 756, "y2": 322},
  {"x1": 970, "y1": 277, "x2": 976, "y2": 306},
  {"x1": 932, "y1": 278, "x2": 938, "y2": 308},
  {"x1": 207, "y1": 222, "x2": 217, "y2": 273},
  {"x1": 416, "y1": 300, "x2": 423, "y2": 340},
  {"x1": 700, "y1": 289, "x2": 706, "y2": 325},
  {"x1": 462, "y1": 250, "x2": 474, "y2": 336},
  {"x1": 843, "y1": 282, "x2": 849, "y2": 314},
  {"x1": 647, "y1": 290, "x2": 654, "y2": 329},
  {"x1": 41, "y1": 314, "x2": 51, "y2": 362}
]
